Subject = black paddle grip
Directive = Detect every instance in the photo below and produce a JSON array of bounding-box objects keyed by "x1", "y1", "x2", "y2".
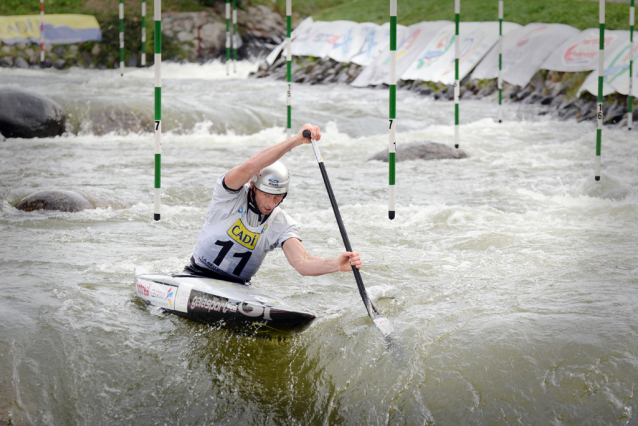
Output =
[{"x1": 302, "y1": 130, "x2": 311, "y2": 138}]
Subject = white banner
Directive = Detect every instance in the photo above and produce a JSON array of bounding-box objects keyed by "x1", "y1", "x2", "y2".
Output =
[
  {"x1": 540, "y1": 28, "x2": 627, "y2": 72},
  {"x1": 291, "y1": 20, "x2": 358, "y2": 58},
  {"x1": 402, "y1": 21, "x2": 521, "y2": 84},
  {"x1": 472, "y1": 23, "x2": 580, "y2": 87},
  {"x1": 351, "y1": 21, "x2": 451, "y2": 87},
  {"x1": 350, "y1": 22, "x2": 404, "y2": 66},
  {"x1": 579, "y1": 37, "x2": 638, "y2": 96},
  {"x1": 265, "y1": 16, "x2": 314, "y2": 65},
  {"x1": 328, "y1": 22, "x2": 380, "y2": 63}
]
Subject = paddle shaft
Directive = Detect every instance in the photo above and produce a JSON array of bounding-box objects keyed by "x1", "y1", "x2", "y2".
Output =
[{"x1": 302, "y1": 130, "x2": 380, "y2": 320}]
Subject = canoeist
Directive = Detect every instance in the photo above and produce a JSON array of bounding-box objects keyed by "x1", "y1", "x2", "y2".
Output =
[{"x1": 186, "y1": 123, "x2": 362, "y2": 284}]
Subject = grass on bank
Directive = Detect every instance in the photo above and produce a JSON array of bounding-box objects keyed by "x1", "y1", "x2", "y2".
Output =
[
  {"x1": 2, "y1": 0, "x2": 634, "y2": 31},
  {"x1": 268, "y1": 0, "x2": 633, "y2": 31}
]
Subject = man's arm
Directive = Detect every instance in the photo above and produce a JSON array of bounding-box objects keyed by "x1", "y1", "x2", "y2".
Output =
[
  {"x1": 282, "y1": 238, "x2": 362, "y2": 277},
  {"x1": 224, "y1": 124, "x2": 322, "y2": 191}
]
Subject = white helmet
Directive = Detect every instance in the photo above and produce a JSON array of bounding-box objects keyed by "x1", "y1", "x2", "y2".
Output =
[{"x1": 251, "y1": 161, "x2": 290, "y2": 195}]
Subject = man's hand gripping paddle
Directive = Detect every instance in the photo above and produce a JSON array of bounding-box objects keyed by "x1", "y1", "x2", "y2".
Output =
[{"x1": 303, "y1": 130, "x2": 395, "y2": 338}]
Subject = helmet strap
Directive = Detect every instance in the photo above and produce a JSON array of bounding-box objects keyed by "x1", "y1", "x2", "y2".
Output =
[{"x1": 247, "y1": 186, "x2": 270, "y2": 225}]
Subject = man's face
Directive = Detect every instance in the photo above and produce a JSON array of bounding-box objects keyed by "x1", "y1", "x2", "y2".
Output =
[{"x1": 251, "y1": 182, "x2": 285, "y2": 215}]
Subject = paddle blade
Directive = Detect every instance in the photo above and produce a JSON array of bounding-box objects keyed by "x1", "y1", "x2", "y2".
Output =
[{"x1": 373, "y1": 316, "x2": 395, "y2": 337}]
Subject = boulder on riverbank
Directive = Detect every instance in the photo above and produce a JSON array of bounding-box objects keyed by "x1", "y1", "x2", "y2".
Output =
[
  {"x1": 16, "y1": 190, "x2": 95, "y2": 213},
  {"x1": 0, "y1": 88, "x2": 66, "y2": 138},
  {"x1": 369, "y1": 141, "x2": 468, "y2": 162}
]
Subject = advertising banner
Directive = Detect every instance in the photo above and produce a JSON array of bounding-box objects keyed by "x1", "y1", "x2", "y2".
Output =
[
  {"x1": 291, "y1": 20, "x2": 358, "y2": 58},
  {"x1": 328, "y1": 22, "x2": 380, "y2": 63},
  {"x1": 402, "y1": 21, "x2": 521, "y2": 85},
  {"x1": 350, "y1": 22, "x2": 404, "y2": 66},
  {"x1": 352, "y1": 21, "x2": 451, "y2": 87},
  {"x1": 265, "y1": 16, "x2": 314, "y2": 65},
  {"x1": 472, "y1": 23, "x2": 580, "y2": 87},
  {"x1": 540, "y1": 28, "x2": 627, "y2": 72},
  {"x1": 579, "y1": 38, "x2": 638, "y2": 96},
  {"x1": 0, "y1": 14, "x2": 101, "y2": 45}
]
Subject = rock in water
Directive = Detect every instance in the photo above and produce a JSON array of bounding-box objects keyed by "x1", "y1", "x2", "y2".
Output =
[
  {"x1": 89, "y1": 106, "x2": 152, "y2": 135},
  {"x1": 16, "y1": 190, "x2": 95, "y2": 212},
  {"x1": 368, "y1": 141, "x2": 468, "y2": 162},
  {"x1": 0, "y1": 88, "x2": 67, "y2": 138}
]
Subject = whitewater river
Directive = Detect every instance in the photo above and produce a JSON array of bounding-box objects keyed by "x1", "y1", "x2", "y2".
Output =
[{"x1": 1, "y1": 61, "x2": 637, "y2": 425}]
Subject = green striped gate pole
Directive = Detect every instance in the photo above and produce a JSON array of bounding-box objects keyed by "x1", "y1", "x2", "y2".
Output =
[
  {"x1": 233, "y1": 0, "x2": 237, "y2": 73},
  {"x1": 389, "y1": 0, "x2": 397, "y2": 220},
  {"x1": 454, "y1": 0, "x2": 460, "y2": 149},
  {"x1": 120, "y1": 0, "x2": 124, "y2": 76},
  {"x1": 498, "y1": 0, "x2": 503, "y2": 123},
  {"x1": 595, "y1": 0, "x2": 605, "y2": 181},
  {"x1": 286, "y1": 0, "x2": 292, "y2": 138},
  {"x1": 629, "y1": 0, "x2": 634, "y2": 130},
  {"x1": 141, "y1": 0, "x2": 146, "y2": 66},
  {"x1": 226, "y1": 0, "x2": 230, "y2": 76},
  {"x1": 154, "y1": 0, "x2": 162, "y2": 220}
]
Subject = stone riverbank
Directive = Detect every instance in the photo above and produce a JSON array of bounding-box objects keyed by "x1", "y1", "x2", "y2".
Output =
[{"x1": 251, "y1": 55, "x2": 637, "y2": 129}]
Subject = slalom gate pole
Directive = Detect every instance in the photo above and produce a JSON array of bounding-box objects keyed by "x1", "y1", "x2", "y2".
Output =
[
  {"x1": 286, "y1": 0, "x2": 292, "y2": 138},
  {"x1": 303, "y1": 130, "x2": 395, "y2": 338},
  {"x1": 40, "y1": 0, "x2": 44, "y2": 64},
  {"x1": 498, "y1": 0, "x2": 503, "y2": 123},
  {"x1": 454, "y1": 0, "x2": 460, "y2": 149},
  {"x1": 596, "y1": 0, "x2": 605, "y2": 181},
  {"x1": 226, "y1": 0, "x2": 230, "y2": 75},
  {"x1": 388, "y1": 0, "x2": 397, "y2": 220},
  {"x1": 233, "y1": 0, "x2": 237, "y2": 73},
  {"x1": 120, "y1": 0, "x2": 124, "y2": 76},
  {"x1": 629, "y1": 0, "x2": 635, "y2": 130},
  {"x1": 154, "y1": 0, "x2": 162, "y2": 220},
  {"x1": 141, "y1": 0, "x2": 147, "y2": 67}
]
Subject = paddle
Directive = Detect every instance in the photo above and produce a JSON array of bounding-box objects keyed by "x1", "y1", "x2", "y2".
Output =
[{"x1": 303, "y1": 129, "x2": 395, "y2": 338}]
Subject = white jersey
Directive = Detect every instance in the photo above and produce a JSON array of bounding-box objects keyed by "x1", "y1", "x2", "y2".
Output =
[{"x1": 192, "y1": 173, "x2": 301, "y2": 282}]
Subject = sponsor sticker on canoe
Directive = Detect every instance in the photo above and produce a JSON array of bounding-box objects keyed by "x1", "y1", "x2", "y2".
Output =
[
  {"x1": 188, "y1": 290, "x2": 238, "y2": 314},
  {"x1": 175, "y1": 282, "x2": 194, "y2": 313},
  {"x1": 136, "y1": 279, "x2": 150, "y2": 297},
  {"x1": 147, "y1": 283, "x2": 176, "y2": 310}
]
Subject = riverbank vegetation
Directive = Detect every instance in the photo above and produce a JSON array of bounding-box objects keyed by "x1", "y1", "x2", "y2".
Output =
[{"x1": 3, "y1": 0, "x2": 634, "y2": 32}]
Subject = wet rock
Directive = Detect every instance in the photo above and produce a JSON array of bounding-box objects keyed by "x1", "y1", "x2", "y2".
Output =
[
  {"x1": 16, "y1": 190, "x2": 94, "y2": 213},
  {"x1": 550, "y1": 95, "x2": 565, "y2": 108},
  {"x1": 0, "y1": 57, "x2": 13, "y2": 68},
  {"x1": 14, "y1": 57, "x2": 28, "y2": 69},
  {"x1": 53, "y1": 46, "x2": 66, "y2": 57},
  {"x1": 40, "y1": 57, "x2": 52, "y2": 68},
  {"x1": 52, "y1": 59, "x2": 66, "y2": 69},
  {"x1": 368, "y1": 141, "x2": 468, "y2": 162},
  {"x1": 540, "y1": 96, "x2": 554, "y2": 106},
  {"x1": 89, "y1": 106, "x2": 152, "y2": 135},
  {"x1": 0, "y1": 88, "x2": 66, "y2": 138},
  {"x1": 126, "y1": 55, "x2": 138, "y2": 68},
  {"x1": 199, "y1": 22, "x2": 225, "y2": 53}
]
